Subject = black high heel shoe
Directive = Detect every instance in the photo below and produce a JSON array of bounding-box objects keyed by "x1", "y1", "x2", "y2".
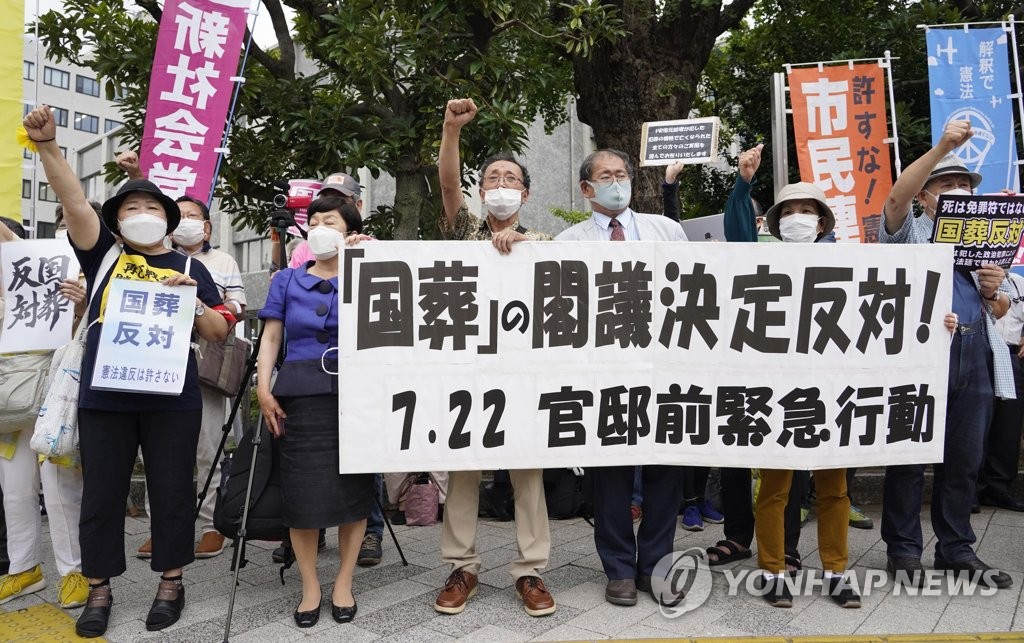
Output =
[
  {"x1": 294, "y1": 601, "x2": 322, "y2": 628},
  {"x1": 332, "y1": 602, "x2": 357, "y2": 623}
]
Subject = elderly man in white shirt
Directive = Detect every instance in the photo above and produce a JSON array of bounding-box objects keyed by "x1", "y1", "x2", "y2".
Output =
[{"x1": 557, "y1": 149, "x2": 687, "y2": 607}]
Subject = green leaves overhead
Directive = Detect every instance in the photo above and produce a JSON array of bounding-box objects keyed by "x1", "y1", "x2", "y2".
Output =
[{"x1": 34, "y1": 0, "x2": 623, "y2": 238}]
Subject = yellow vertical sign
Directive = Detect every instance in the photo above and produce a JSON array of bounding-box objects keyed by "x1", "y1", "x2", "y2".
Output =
[{"x1": 0, "y1": 0, "x2": 21, "y2": 223}]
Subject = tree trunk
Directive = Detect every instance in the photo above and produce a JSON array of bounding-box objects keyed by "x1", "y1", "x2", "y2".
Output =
[
  {"x1": 572, "y1": 0, "x2": 755, "y2": 215},
  {"x1": 392, "y1": 164, "x2": 430, "y2": 240}
]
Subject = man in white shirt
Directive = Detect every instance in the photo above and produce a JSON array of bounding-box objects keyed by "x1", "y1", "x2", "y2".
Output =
[
  {"x1": 557, "y1": 149, "x2": 686, "y2": 607},
  {"x1": 556, "y1": 149, "x2": 687, "y2": 242}
]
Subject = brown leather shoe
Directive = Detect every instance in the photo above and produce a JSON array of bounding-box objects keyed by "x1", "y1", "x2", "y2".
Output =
[
  {"x1": 434, "y1": 569, "x2": 477, "y2": 615},
  {"x1": 137, "y1": 537, "x2": 153, "y2": 559},
  {"x1": 195, "y1": 532, "x2": 226, "y2": 559},
  {"x1": 605, "y1": 578, "x2": 637, "y2": 606},
  {"x1": 515, "y1": 576, "x2": 556, "y2": 617}
]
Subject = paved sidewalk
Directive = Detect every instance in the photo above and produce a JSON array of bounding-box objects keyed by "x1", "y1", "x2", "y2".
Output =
[{"x1": 3, "y1": 504, "x2": 1024, "y2": 641}]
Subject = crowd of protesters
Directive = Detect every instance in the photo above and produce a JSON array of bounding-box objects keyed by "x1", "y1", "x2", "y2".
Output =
[{"x1": 0, "y1": 99, "x2": 1020, "y2": 639}]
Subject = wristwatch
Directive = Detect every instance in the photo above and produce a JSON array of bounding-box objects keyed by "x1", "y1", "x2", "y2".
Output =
[{"x1": 194, "y1": 301, "x2": 206, "y2": 317}]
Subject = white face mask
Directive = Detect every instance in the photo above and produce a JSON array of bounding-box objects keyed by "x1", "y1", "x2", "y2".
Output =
[
  {"x1": 171, "y1": 219, "x2": 206, "y2": 246},
  {"x1": 941, "y1": 188, "x2": 972, "y2": 198},
  {"x1": 483, "y1": 188, "x2": 523, "y2": 221},
  {"x1": 778, "y1": 213, "x2": 820, "y2": 243},
  {"x1": 307, "y1": 225, "x2": 344, "y2": 260},
  {"x1": 118, "y1": 213, "x2": 168, "y2": 247}
]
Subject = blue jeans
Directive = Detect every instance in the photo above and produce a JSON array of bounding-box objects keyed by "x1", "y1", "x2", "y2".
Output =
[
  {"x1": 366, "y1": 473, "x2": 384, "y2": 537},
  {"x1": 881, "y1": 326, "x2": 993, "y2": 562}
]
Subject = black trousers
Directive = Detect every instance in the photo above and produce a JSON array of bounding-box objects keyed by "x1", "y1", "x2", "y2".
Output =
[
  {"x1": 979, "y1": 346, "x2": 1023, "y2": 499},
  {"x1": 78, "y1": 407, "x2": 201, "y2": 579},
  {"x1": 720, "y1": 467, "x2": 801, "y2": 557},
  {"x1": 682, "y1": 466, "x2": 710, "y2": 502}
]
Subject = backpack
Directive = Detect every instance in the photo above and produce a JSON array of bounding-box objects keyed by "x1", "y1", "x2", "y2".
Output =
[
  {"x1": 543, "y1": 468, "x2": 588, "y2": 519},
  {"x1": 213, "y1": 422, "x2": 288, "y2": 542}
]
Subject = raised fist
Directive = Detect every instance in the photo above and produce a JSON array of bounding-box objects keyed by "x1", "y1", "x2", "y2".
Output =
[
  {"x1": 738, "y1": 143, "x2": 763, "y2": 183},
  {"x1": 444, "y1": 98, "x2": 478, "y2": 128},
  {"x1": 22, "y1": 105, "x2": 56, "y2": 143}
]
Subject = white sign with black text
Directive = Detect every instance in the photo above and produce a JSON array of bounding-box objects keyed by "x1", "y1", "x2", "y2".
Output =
[
  {"x1": 338, "y1": 242, "x2": 952, "y2": 473},
  {"x1": 0, "y1": 239, "x2": 80, "y2": 353}
]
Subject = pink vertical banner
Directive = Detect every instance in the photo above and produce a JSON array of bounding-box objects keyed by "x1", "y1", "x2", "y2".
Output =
[{"x1": 139, "y1": 0, "x2": 249, "y2": 202}]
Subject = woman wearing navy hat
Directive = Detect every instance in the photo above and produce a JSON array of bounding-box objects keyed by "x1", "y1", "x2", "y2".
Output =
[{"x1": 24, "y1": 105, "x2": 233, "y2": 638}]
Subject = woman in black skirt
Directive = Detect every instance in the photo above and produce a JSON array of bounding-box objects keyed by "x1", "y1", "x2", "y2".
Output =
[{"x1": 256, "y1": 198, "x2": 375, "y2": 627}]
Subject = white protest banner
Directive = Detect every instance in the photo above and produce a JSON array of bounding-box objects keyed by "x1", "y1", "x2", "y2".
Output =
[
  {"x1": 338, "y1": 242, "x2": 952, "y2": 473},
  {"x1": 0, "y1": 239, "x2": 80, "y2": 352},
  {"x1": 91, "y1": 279, "x2": 196, "y2": 395}
]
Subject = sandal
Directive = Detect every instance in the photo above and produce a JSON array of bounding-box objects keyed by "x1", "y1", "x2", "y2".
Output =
[
  {"x1": 706, "y1": 540, "x2": 752, "y2": 566},
  {"x1": 75, "y1": 583, "x2": 113, "y2": 638},
  {"x1": 145, "y1": 577, "x2": 185, "y2": 631}
]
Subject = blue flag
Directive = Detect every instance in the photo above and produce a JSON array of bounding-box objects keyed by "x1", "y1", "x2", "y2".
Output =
[{"x1": 927, "y1": 26, "x2": 1020, "y2": 193}]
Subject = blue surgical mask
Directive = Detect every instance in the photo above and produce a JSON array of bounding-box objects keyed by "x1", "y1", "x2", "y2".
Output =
[{"x1": 588, "y1": 180, "x2": 631, "y2": 211}]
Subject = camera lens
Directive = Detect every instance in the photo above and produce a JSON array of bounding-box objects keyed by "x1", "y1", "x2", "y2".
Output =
[{"x1": 273, "y1": 194, "x2": 287, "y2": 208}]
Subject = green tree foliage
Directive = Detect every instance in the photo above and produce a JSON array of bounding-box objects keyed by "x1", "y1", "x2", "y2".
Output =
[
  {"x1": 688, "y1": 0, "x2": 1023, "y2": 218},
  {"x1": 570, "y1": 0, "x2": 759, "y2": 215},
  {"x1": 35, "y1": 0, "x2": 623, "y2": 238}
]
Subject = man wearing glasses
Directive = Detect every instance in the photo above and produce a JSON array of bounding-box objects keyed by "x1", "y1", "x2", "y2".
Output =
[
  {"x1": 432, "y1": 98, "x2": 556, "y2": 618},
  {"x1": 557, "y1": 149, "x2": 687, "y2": 607}
]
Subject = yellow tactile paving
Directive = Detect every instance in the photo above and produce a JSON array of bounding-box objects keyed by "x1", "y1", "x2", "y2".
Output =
[
  {"x1": 592, "y1": 635, "x2": 1024, "y2": 643},
  {"x1": 0, "y1": 602, "x2": 105, "y2": 641}
]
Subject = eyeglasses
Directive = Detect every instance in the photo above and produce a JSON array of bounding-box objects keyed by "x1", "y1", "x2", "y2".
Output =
[
  {"x1": 588, "y1": 176, "x2": 630, "y2": 187},
  {"x1": 482, "y1": 175, "x2": 524, "y2": 188}
]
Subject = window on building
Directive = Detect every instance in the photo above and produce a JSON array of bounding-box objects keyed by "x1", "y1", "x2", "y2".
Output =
[
  {"x1": 43, "y1": 66, "x2": 70, "y2": 89},
  {"x1": 51, "y1": 106, "x2": 68, "y2": 127},
  {"x1": 36, "y1": 222, "x2": 55, "y2": 239},
  {"x1": 22, "y1": 103, "x2": 33, "y2": 117},
  {"x1": 38, "y1": 182, "x2": 59, "y2": 203},
  {"x1": 23, "y1": 148, "x2": 32, "y2": 160},
  {"x1": 23, "y1": 61, "x2": 34, "y2": 81},
  {"x1": 59, "y1": 146, "x2": 67, "y2": 158},
  {"x1": 21, "y1": 180, "x2": 31, "y2": 199},
  {"x1": 74, "y1": 112, "x2": 99, "y2": 134},
  {"x1": 104, "y1": 119, "x2": 122, "y2": 133},
  {"x1": 75, "y1": 75, "x2": 100, "y2": 97}
]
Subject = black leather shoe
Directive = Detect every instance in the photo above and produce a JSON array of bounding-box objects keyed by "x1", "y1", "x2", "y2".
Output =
[
  {"x1": 979, "y1": 492, "x2": 1024, "y2": 512},
  {"x1": 145, "y1": 578, "x2": 185, "y2": 631},
  {"x1": 934, "y1": 556, "x2": 1013, "y2": 589},
  {"x1": 294, "y1": 602, "x2": 321, "y2": 628},
  {"x1": 886, "y1": 556, "x2": 925, "y2": 588},
  {"x1": 604, "y1": 578, "x2": 637, "y2": 606},
  {"x1": 332, "y1": 602, "x2": 357, "y2": 623},
  {"x1": 76, "y1": 584, "x2": 113, "y2": 638}
]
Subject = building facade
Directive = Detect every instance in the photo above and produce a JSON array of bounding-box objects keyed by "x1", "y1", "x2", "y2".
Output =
[{"x1": 21, "y1": 34, "x2": 128, "y2": 237}]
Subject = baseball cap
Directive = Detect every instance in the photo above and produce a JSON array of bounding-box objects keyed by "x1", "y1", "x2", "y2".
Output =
[{"x1": 316, "y1": 172, "x2": 362, "y2": 198}]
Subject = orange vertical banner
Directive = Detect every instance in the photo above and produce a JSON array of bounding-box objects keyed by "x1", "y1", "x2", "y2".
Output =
[{"x1": 789, "y1": 63, "x2": 893, "y2": 243}]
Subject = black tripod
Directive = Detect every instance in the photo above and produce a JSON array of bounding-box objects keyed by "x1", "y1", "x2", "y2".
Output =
[{"x1": 191, "y1": 207, "x2": 406, "y2": 642}]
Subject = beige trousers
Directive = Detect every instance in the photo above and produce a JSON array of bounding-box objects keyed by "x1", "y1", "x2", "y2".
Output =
[{"x1": 441, "y1": 469, "x2": 550, "y2": 580}]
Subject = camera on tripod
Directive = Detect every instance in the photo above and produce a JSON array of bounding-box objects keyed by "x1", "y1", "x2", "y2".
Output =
[{"x1": 266, "y1": 178, "x2": 322, "y2": 239}]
